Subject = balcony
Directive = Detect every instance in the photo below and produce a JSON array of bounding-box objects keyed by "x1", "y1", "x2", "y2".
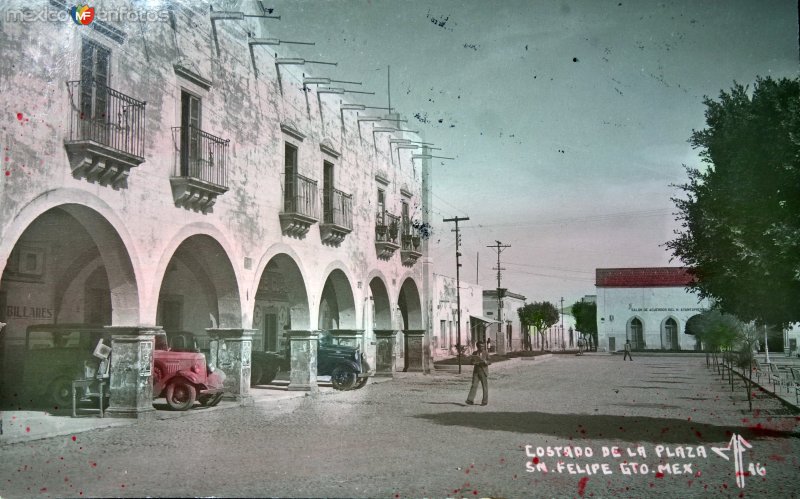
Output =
[
  {"x1": 280, "y1": 173, "x2": 319, "y2": 238},
  {"x1": 400, "y1": 217, "x2": 423, "y2": 266},
  {"x1": 64, "y1": 80, "x2": 146, "y2": 189},
  {"x1": 375, "y1": 211, "x2": 400, "y2": 260},
  {"x1": 170, "y1": 126, "x2": 230, "y2": 213},
  {"x1": 319, "y1": 188, "x2": 353, "y2": 246}
]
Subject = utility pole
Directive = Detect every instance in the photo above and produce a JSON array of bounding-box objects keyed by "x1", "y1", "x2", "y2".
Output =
[
  {"x1": 444, "y1": 216, "x2": 469, "y2": 373},
  {"x1": 487, "y1": 241, "x2": 511, "y2": 355},
  {"x1": 560, "y1": 296, "x2": 564, "y2": 350}
]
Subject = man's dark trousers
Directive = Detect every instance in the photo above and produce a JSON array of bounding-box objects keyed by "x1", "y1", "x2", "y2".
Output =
[{"x1": 467, "y1": 365, "x2": 488, "y2": 404}]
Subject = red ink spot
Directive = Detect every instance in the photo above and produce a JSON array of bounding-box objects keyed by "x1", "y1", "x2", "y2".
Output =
[
  {"x1": 71, "y1": 436, "x2": 77, "y2": 441},
  {"x1": 687, "y1": 480, "x2": 693, "y2": 487},
  {"x1": 16, "y1": 113, "x2": 23, "y2": 121},
  {"x1": 723, "y1": 483, "x2": 728, "y2": 489},
  {"x1": 649, "y1": 483, "x2": 654, "y2": 488},
  {"x1": 694, "y1": 430, "x2": 702, "y2": 439},
  {"x1": 500, "y1": 458, "x2": 505, "y2": 464},
  {"x1": 90, "y1": 462, "x2": 97, "y2": 468},
  {"x1": 769, "y1": 454, "x2": 785, "y2": 462},
  {"x1": 465, "y1": 468, "x2": 470, "y2": 474},
  {"x1": 4, "y1": 171, "x2": 9, "y2": 176},
  {"x1": 40, "y1": 488, "x2": 47, "y2": 492},
  {"x1": 577, "y1": 477, "x2": 589, "y2": 496},
  {"x1": 742, "y1": 418, "x2": 749, "y2": 423},
  {"x1": 25, "y1": 427, "x2": 30, "y2": 433},
  {"x1": 533, "y1": 457, "x2": 540, "y2": 464},
  {"x1": 687, "y1": 417, "x2": 691, "y2": 421},
  {"x1": 472, "y1": 492, "x2": 477, "y2": 496},
  {"x1": 655, "y1": 472, "x2": 664, "y2": 479},
  {"x1": 695, "y1": 471, "x2": 702, "y2": 477},
  {"x1": 121, "y1": 484, "x2": 125, "y2": 488}
]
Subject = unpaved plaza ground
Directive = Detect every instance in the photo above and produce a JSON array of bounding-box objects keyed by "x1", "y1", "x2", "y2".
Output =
[{"x1": 1, "y1": 354, "x2": 799, "y2": 498}]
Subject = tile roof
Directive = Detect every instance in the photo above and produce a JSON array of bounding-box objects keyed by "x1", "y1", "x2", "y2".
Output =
[{"x1": 595, "y1": 267, "x2": 694, "y2": 288}]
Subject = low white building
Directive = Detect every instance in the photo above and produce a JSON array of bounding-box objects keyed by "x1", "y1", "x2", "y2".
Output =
[
  {"x1": 431, "y1": 274, "x2": 488, "y2": 359},
  {"x1": 483, "y1": 289, "x2": 526, "y2": 354},
  {"x1": 596, "y1": 268, "x2": 710, "y2": 352}
]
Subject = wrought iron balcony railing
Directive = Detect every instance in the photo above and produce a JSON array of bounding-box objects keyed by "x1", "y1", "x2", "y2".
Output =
[
  {"x1": 66, "y1": 80, "x2": 146, "y2": 159},
  {"x1": 172, "y1": 125, "x2": 230, "y2": 188},
  {"x1": 284, "y1": 173, "x2": 319, "y2": 219},
  {"x1": 323, "y1": 188, "x2": 353, "y2": 230}
]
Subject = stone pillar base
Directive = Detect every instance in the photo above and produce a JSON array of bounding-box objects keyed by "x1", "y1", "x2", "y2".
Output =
[
  {"x1": 374, "y1": 330, "x2": 395, "y2": 377},
  {"x1": 403, "y1": 329, "x2": 426, "y2": 372},
  {"x1": 207, "y1": 328, "x2": 255, "y2": 404},
  {"x1": 286, "y1": 330, "x2": 319, "y2": 392},
  {"x1": 106, "y1": 327, "x2": 160, "y2": 419}
]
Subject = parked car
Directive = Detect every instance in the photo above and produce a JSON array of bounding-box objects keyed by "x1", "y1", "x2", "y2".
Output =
[
  {"x1": 152, "y1": 331, "x2": 226, "y2": 410},
  {"x1": 22, "y1": 324, "x2": 111, "y2": 408},
  {"x1": 250, "y1": 330, "x2": 372, "y2": 391}
]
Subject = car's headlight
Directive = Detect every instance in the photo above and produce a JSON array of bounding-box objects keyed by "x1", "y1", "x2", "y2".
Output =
[{"x1": 354, "y1": 351, "x2": 360, "y2": 361}]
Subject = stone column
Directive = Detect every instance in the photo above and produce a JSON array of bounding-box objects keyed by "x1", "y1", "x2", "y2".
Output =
[
  {"x1": 207, "y1": 328, "x2": 254, "y2": 403},
  {"x1": 403, "y1": 329, "x2": 426, "y2": 372},
  {"x1": 286, "y1": 330, "x2": 319, "y2": 392},
  {"x1": 105, "y1": 327, "x2": 160, "y2": 419},
  {"x1": 374, "y1": 330, "x2": 395, "y2": 377}
]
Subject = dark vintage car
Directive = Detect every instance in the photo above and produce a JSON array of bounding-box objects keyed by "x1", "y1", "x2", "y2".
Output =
[
  {"x1": 22, "y1": 324, "x2": 112, "y2": 408},
  {"x1": 153, "y1": 332, "x2": 226, "y2": 410},
  {"x1": 251, "y1": 330, "x2": 372, "y2": 391}
]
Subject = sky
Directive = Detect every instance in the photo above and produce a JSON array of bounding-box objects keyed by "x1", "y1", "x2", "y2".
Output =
[{"x1": 260, "y1": 0, "x2": 799, "y2": 307}]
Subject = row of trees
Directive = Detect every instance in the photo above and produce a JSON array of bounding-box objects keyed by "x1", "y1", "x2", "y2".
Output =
[{"x1": 517, "y1": 300, "x2": 597, "y2": 351}]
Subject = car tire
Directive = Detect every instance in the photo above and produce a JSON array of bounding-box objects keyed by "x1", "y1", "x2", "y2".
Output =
[
  {"x1": 330, "y1": 366, "x2": 357, "y2": 391},
  {"x1": 50, "y1": 377, "x2": 73, "y2": 409},
  {"x1": 165, "y1": 379, "x2": 196, "y2": 411},
  {"x1": 250, "y1": 363, "x2": 263, "y2": 387},
  {"x1": 352, "y1": 377, "x2": 369, "y2": 390}
]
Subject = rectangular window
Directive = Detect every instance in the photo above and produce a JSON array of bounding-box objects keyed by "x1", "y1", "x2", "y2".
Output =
[
  {"x1": 323, "y1": 160, "x2": 334, "y2": 222},
  {"x1": 401, "y1": 200, "x2": 410, "y2": 235},
  {"x1": 180, "y1": 91, "x2": 201, "y2": 176},
  {"x1": 448, "y1": 320, "x2": 453, "y2": 348},
  {"x1": 284, "y1": 143, "x2": 297, "y2": 211},
  {"x1": 377, "y1": 188, "x2": 386, "y2": 225},
  {"x1": 439, "y1": 320, "x2": 446, "y2": 349},
  {"x1": 80, "y1": 39, "x2": 110, "y2": 121}
]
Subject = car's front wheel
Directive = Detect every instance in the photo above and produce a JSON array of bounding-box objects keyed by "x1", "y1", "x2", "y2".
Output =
[
  {"x1": 352, "y1": 377, "x2": 369, "y2": 390},
  {"x1": 165, "y1": 379, "x2": 196, "y2": 411},
  {"x1": 330, "y1": 366, "x2": 357, "y2": 391},
  {"x1": 50, "y1": 377, "x2": 73, "y2": 409}
]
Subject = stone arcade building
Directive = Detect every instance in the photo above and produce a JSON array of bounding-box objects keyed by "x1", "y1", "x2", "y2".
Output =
[{"x1": 0, "y1": 2, "x2": 430, "y2": 417}]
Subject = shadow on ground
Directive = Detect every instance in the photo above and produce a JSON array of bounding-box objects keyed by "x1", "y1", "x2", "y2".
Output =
[{"x1": 414, "y1": 411, "x2": 799, "y2": 443}]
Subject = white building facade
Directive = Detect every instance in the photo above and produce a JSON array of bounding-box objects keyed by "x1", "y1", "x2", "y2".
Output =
[
  {"x1": 483, "y1": 289, "x2": 526, "y2": 354},
  {"x1": 430, "y1": 274, "x2": 487, "y2": 359},
  {"x1": 596, "y1": 268, "x2": 709, "y2": 352}
]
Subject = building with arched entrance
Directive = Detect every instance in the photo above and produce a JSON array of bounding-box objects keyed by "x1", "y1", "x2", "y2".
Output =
[
  {"x1": 595, "y1": 268, "x2": 709, "y2": 352},
  {"x1": 0, "y1": 5, "x2": 429, "y2": 415}
]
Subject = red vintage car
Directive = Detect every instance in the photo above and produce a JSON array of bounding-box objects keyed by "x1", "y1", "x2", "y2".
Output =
[{"x1": 153, "y1": 332, "x2": 226, "y2": 410}]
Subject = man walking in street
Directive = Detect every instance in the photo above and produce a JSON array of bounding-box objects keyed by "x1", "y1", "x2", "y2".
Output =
[
  {"x1": 466, "y1": 340, "x2": 490, "y2": 406},
  {"x1": 623, "y1": 339, "x2": 633, "y2": 361}
]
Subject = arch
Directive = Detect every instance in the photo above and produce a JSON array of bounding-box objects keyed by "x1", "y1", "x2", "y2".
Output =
[
  {"x1": 397, "y1": 277, "x2": 423, "y2": 330},
  {"x1": 661, "y1": 316, "x2": 680, "y2": 351},
  {"x1": 252, "y1": 251, "x2": 311, "y2": 351},
  {"x1": 1, "y1": 202, "x2": 140, "y2": 326},
  {"x1": 368, "y1": 275, "x2": 392, "y2": 330},
  {"x1": 150, "y1": 222, "x2": 243, "y2": 326},
  {"x1": 251, "y1": 244, "x2": 312, "y2": 332},
  {"x1": 318, "y1": 268, "x2": 356, "y2": 329},
  {"x1": 627, "y1": 316, "x2": 645, "y2": 349},
  {"x1": 156, "y1": 234, "x2": 242, "y2": 333}
]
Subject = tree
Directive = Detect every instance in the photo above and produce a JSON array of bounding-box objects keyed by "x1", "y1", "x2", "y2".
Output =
[
  {"x1": 570, "y1": 300, "x2": 597, "y2": 351},
  {"x1": 518, "y1": 302, "x2": 559, "y2": 351},
  {"x1": 667, "y1": 77, "x2": 800, "y2": 329}
]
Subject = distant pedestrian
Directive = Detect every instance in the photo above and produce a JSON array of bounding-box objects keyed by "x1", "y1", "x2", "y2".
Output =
[
  {"x1": 486, "y1": 338, "x2": 492, "y2": 353},
  {"x1": 623, "y1": 340, "x2": 633, "y2": 361},
  {"x1": 466, "y1": 341, "x2": 490, "y2": 406}
]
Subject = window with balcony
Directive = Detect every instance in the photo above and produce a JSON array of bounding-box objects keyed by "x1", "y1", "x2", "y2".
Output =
[
  {"x1": 400, "y1": 200, "x2": 422, "y2": 266},
  {"x1": 169, "y1": 90, "x2": 230, "y2": 213},
  {"x1": 375, "y1": 188, "x2": 400, "y2": 259},
  {"x1": 279, "y1": 142, "x2": 318, "y2": 238},
  {"x1": 64, "y1": 39, "x2": 146, "y2": 188},
  {"x1": 318, "y1": 159, "x2": 353, "y2": 246}
]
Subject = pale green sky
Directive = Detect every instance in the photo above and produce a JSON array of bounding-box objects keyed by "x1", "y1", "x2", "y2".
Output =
[{"x1": 261, "y1": 0, "x2": 798, "y2": 304}]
